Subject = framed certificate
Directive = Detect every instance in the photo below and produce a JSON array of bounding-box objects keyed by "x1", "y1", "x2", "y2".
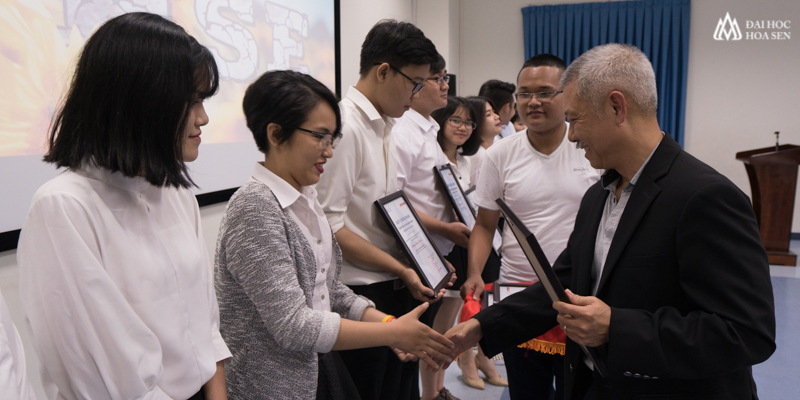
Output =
[
  {"x1": 494, "y1": 282, "x2": 530, "y2": 302},
  {"x1": 495, "y1": 198, "x2": 608, "y2": 378},
  {"x1": 375, "y1": 191, "x2": 454, "y2": 295},
  {"x1": 434, "y1": 165, "x2": 502, "y2": 253}
]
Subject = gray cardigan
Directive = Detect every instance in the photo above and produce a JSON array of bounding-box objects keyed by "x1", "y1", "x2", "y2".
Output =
[{"x1": 214, "y1": 181, "x2": 374, "y2": 400}]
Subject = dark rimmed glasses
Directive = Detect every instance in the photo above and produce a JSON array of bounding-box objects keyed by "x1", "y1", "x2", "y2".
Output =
[
  {"x1": 426, "y1": 75, "x2": 450, "y2": 85},
  {"x1": 446, "y1": 118, "x2": 477, "y2": 130},
  {"x1": 297, "y1": 127, "x2": 342, "y2": 150},
  {"x1": 514, "y1": 90, "x2": 564, "y2": 102},
  {"x1": 374, "y1": 63, "x2": 425, "y2": 94}
]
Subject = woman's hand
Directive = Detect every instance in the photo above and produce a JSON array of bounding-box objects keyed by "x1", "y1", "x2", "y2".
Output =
[{"x1": 390, "y1": 303, "x2": 456, "y2": 370}]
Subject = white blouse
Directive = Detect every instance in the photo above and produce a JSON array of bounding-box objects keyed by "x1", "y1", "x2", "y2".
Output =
[
  {"x1": 18, "y1": 166, "x2": 230, "y2": 400},
  {"x1": 0, "y1": 289, "x2": 36, "y2": 400},
  {"x1": 250, "y1": 163, "x2": 333, "y2": 312}
]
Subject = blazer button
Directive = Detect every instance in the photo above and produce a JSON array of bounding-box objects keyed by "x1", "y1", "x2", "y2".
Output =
[
  {"x1": 634, "y1": 373, "x2": 641, "y2": 378},
  {"x1": 623, "y1": 371, "x2": 632, "y2": 377},
  {"x1": 643, "y1": 375, "x2": 650, "y2": 380},
  {"x1": 569, "y1": 364, "x2": 574, "y2": 373}
]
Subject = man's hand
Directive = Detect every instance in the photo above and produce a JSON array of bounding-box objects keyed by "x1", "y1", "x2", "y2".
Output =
[
  {"x1": 460, "y1": 275, "x2": 485, "y2": 301},
  {"x1": 443, "y1": 222, "x2": 471, "y2": 248},
  {"x1": 442, "y1": 318, "x2": 483, "y2": 369},
  {"x1": 399, "y1": 268, "x2": 445, "y2": 303},
  {"x1": 553, "y1": 289, "x2": 611, "y2": 347}
]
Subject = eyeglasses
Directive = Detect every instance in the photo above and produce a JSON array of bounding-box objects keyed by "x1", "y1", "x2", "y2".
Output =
[
  {"x1": 374, "y1": 63, "x2": 425, "y2": 94},
  {"x1": 447, "y1": 118, "x2": 477, "y2": 130},
  {"x1": 425, "y1": 75, "x2": 450, "y2": 85},
  {"x1": 297, "y1": 127, "x2": 342, "y2": 150},
  {"x1": 514, "y1": 91, "x2": 564, "y2": 102}
]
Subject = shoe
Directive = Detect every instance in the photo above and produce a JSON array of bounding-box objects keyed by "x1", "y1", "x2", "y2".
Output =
[
  {"x1": 438, "y1": 388, "x2": 461, "y2": 400},
  {"x1": 477, "y1": 362, "x2": 508, "y2": 387},
  {"x1": 457, "y1": 354, "x2": 484, "y2": 390}
]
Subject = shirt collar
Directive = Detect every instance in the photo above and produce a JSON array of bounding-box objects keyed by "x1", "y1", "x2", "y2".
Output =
[
  {"x1": 404, "y1": 108, "x2": 439, "y2": 134},
  {"x1": 601, "y1": 141, "x2": 661, "y2": 192},
  {"x1": 250, "y1": 162, "x2": 306, "y2": 210},
  {"x1": 80, "y1": 164, "x2": 151, "y2": 193},
  {"x1": 346, "y1": 86, "x2": 389, "y2": 121}
]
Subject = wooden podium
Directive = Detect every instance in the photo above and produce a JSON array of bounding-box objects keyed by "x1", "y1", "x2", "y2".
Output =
[{"x1": 736, "y1": 145, "x2": 800, "y2": 266}]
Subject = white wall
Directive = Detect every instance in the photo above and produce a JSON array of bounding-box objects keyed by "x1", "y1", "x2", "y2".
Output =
[{"x1": 456, "y1": 0, "x2": 800, "y2": 231}]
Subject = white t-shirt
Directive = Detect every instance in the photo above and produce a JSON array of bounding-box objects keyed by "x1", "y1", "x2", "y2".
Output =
[
  {"x1": 394, "y1": 109, "x2": 455, "y2": 255},
  {"x1": 0, "y1": 290, "x2": 35, "y2": 400},
  {"x1": 316, "y1": 86, "x2": 402, "y2": 285},
  {"x1": 474, "y1": 124, "x2": 602, "y2": 283},
  {"x1": 17, "y1": 166, "x2": 231, "y2": 400}
]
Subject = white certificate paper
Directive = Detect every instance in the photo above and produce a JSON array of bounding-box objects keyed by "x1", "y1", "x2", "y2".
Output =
[
  {"x1": 383, "y1": 196, "x2": 449, "y2": 286},
  {"x1": 438, "y1": 167, "x2": 476, "y2": 228}
]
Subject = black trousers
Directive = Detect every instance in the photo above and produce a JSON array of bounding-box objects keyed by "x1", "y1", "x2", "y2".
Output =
[
  {"x1": 503, "y1": 346, "x2": 565, "y2": 400},
  {"x1": 337, "y1": 279, "x2": 440, "y2": 400}
]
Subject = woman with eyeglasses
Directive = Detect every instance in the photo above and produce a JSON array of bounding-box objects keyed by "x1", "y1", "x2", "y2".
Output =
[
  {"x1": 214, "y1": 70, "x2": 455, "y2": 400},
  {"x1": 429, "y1": 97, "x2": 508, "y2": 391},
  {"x1": 17, "y1": 13, "x2": 230, "y2": 400}
]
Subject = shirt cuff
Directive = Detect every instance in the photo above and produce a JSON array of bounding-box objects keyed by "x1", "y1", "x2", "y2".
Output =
[
  {"x1": 325, "y1": 211, "x2": 345, "y2": 233},
  {"x1": 346, "y1": 296, "x2": 375, "y2": 321},
  {"x1": 473, "y1": 197, "x2": 500, "y2": 211},
  {"x1": 313, "y1": 311, "x2": 342, "y2": 353},
  {"x1": 211, "y1": 328, "x2": 233, "y2": 363}
]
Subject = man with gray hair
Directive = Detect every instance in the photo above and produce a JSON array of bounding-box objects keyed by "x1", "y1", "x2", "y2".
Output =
[{"x1": 445, "y1": 43, "x2": 776, "y2": 399}]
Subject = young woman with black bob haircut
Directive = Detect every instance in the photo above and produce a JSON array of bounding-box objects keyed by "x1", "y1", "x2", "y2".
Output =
[
  {"x1": 432, "y1": 96, "x2": 508, "y2": 391},
  {"x1": 17, "y1": 12, "x2": 231, "y2": 400},
  {"x1": 214, "y1": 70, "x2": 455, "y2": 400}
]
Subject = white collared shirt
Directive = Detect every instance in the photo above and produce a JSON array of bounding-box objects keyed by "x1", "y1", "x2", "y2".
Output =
[
  {"x1": 394, "y1": 108, "x2": 455, "y2": 255},
  {"x1": 251, "y1": 163, "x2": 333, "y2": 311},
  {"x1": 0, "y1": 289, "x2": 36, "y2": 400},
  {"x1": 18, "y1": 166, "x2": 231, "y2": 400},
  {"x1": 316, "y1": 86, "x2": 402, "y2": 285}
]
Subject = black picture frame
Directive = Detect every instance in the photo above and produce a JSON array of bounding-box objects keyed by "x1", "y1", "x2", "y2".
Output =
[
  {"x1": 494, "y1": 282, "x2": 530, "y2": 302},
  {"x1": 375, "y1": 190, "x2": 454, "y2": 296},
  {"x1": 495, "y1": 198, "x2": 608, "y2": 378},
  {"x1": 433, "y1": 164, "x2": 502, "y2": 254}
]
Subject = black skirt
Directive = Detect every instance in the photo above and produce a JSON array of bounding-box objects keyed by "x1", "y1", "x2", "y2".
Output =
[
  {"x1": 446, "y1": 245, "x2": 501, "y2": 290},
  {"x1": 316, "y1": 351, "x2": 362, "y2": 400}
]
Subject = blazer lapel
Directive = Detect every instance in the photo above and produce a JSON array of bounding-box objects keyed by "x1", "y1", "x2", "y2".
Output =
[{"x1": 595, "y1": 135, "x2": 681, "y2": 295}]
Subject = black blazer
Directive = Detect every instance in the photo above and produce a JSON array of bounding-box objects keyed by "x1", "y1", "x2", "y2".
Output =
[{"x1": 475, "y1": 134, "x2": 776, "y2": 399}]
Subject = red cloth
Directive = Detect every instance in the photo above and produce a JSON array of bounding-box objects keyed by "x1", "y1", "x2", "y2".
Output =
[{"x1": 459, "y1": 284, "x2": 566, "y2": 355}]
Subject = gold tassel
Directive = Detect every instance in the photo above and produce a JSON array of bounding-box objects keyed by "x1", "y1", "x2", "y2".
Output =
[{"x1": 517, "y1": 338, "x2": 565, "y2": 356}]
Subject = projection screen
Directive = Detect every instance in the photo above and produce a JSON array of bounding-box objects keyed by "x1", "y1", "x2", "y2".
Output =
[{"x1": 0, "y1": 0, "x2": 340, "y2": 249}]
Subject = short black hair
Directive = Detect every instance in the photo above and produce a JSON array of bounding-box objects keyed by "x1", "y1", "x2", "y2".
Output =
[
  {"x1": 430, "y1": 53, "x2": 446, "y2": 74},
  {"x1": 243, "y1": 70, "x2": 341, "y2": 154},
  {"x1": 44, "y1": 12, "x2": 218, "y2": 188},
  {"x1": 359, "y1": 20, "x2": 439, "y2": 76},
  {"x1": 478, "y1": 80, "x2": 516, "y2": 112},
  {"x1": 518, "y1": 53, "x2": 567, "y2": 80},
  {"x1": 465, "y1": 96, "x2": 497, "y2": 146},
  {"x1": 433, "y1": 97, "x2": 481, "y2": 157}
]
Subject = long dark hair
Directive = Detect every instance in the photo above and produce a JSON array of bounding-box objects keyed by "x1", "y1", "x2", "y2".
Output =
[
  {"x1": 243, "y1": 70, "x2": 341, "y2": 154},
  {"x1": 432, "y1": 96, "x2": 481, "y2": 156},
  {"x1": 44, "y1": 12, "x2": 219, "y2": 188}
]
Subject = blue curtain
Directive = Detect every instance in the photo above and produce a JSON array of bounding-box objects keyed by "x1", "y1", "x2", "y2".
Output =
[{"x1": 522, "y1": 0, "x2": 691, "y2": 146}]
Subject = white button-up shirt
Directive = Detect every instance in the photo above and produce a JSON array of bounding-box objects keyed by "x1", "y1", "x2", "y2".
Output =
[
  {"x1": 251, "y1": 163, "x2": 333, "y2": 311},
  {"x1": 18, "y1": 166, "x2": 231, "y2": 400},
  {"x1": 0, "y1": 289, "x2": 35, "y2": 400},
  {"x1": 316, "y1": 86, "x2": 403, "y2": 285},
  {"x1": 394, "y1": 108, "x2": 455, "y2": 255}
]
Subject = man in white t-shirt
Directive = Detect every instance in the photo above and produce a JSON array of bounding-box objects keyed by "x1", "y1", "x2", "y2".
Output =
[
  {"x1": 462, "y1": 54, "x2": 601, "y2": 400},
  {"x1": 315, "y1": 20, "x2": 453, "y2": 400}
]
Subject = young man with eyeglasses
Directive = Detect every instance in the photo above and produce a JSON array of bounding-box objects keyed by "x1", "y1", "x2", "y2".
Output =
[
  {"x1": 460, "y1": 54, "x2": 601, "y2": 400},
  {"x1": 315, "y1": 20, "x2": 449, "y2": 400},
  {"x1": 393, "y1": 54, "x2": 471, "y2": 400}
]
